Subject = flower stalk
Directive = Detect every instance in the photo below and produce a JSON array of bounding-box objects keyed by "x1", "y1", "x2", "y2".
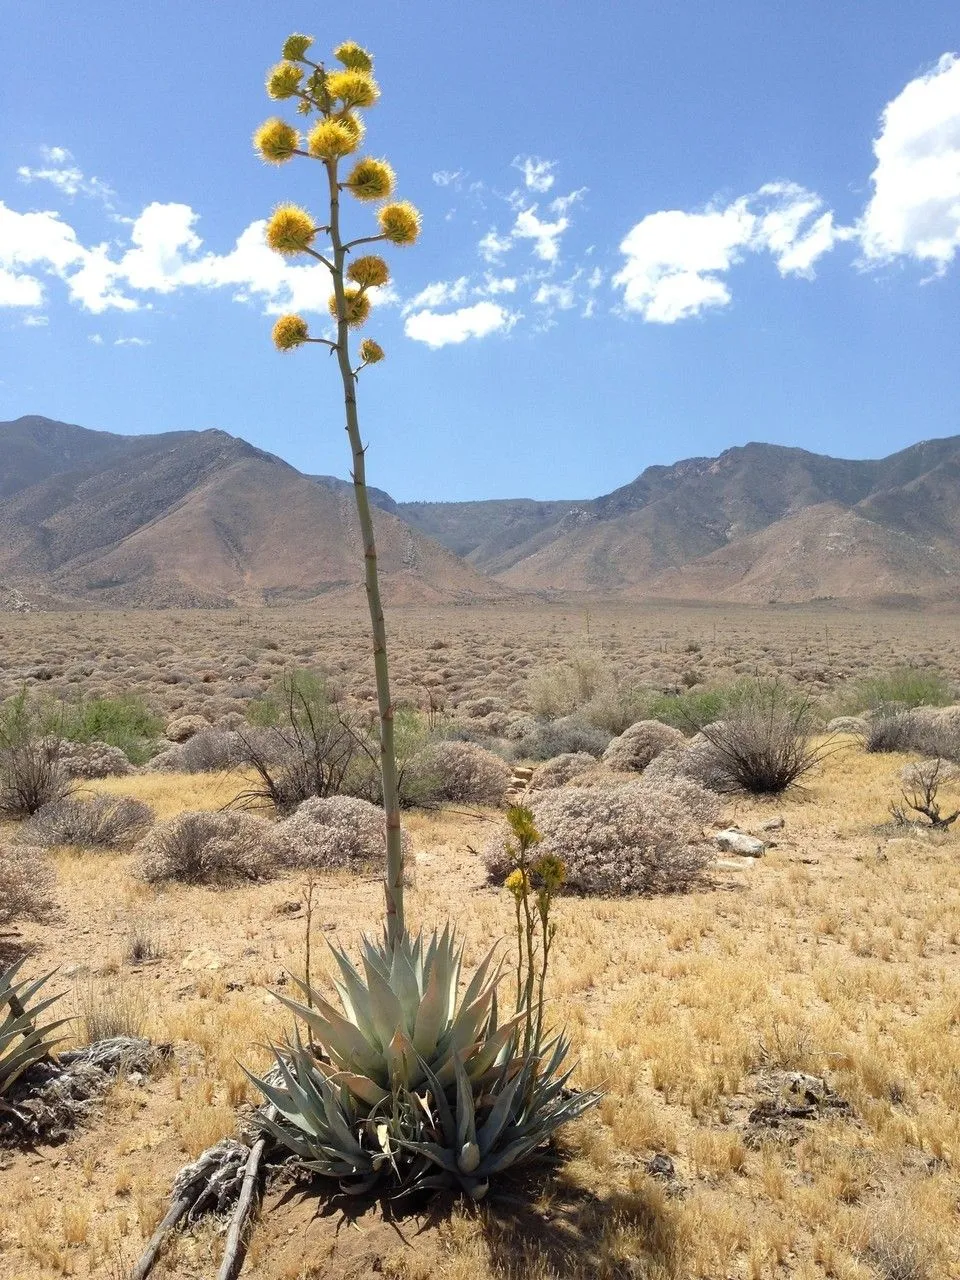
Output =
[{"x1": 256, "y1": 37, "x2": 421, "y2": 948}]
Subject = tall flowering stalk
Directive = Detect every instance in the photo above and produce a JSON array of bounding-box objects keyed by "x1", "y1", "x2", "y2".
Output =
[{"x1": 255, "y1": 35, "x2": 420, "y2": 947}]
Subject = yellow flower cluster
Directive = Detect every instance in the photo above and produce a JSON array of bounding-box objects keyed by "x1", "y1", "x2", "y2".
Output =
[
  {"x1": 307, "y1": 118, "x2": 360, "y2": 160},
  {"x1": 282, "y1": 33, "x2": 313, "y2": 61},
  {"x1": 325, "y1": 68, "x2": 380, "y2": 109},
  {"x1": 253, "y1": 118, "x2": 299, "y2": 164},
  {"x1": 265, "y1": 205, "x2": 317, "y2": 255},
  {"x1": 347, "y1": 255, "x2": 390, "y2": 287},
  {"x1": 378, "y1": 201, "x2": 421, "y2": 246},
  {"x1": 334, "y1": 41, "x2": 373, "y2": 72},
  {"x1": 266, "y1": 61, "x2": 302, "y2": 100},
  {"x1": 359, "y1": 338, "x2": 385, "y2": 364},
  {"x1": 328, "y1": 286, "x2": 371, "y2": 328},
  {"x1": 272, "y1": 314, "x2": 309, "y2": 351},
  {"x1": 344, "y1": 157, "x2": 395, "y2": 201}
]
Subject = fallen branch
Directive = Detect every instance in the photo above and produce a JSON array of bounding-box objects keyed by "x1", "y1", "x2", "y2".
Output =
[{"x1": 217, "y1": 1107, "x2": 276, "y2": 1280}]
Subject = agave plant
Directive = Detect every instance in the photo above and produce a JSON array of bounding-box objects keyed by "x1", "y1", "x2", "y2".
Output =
[
  {"x1": 400, "y1": 1034, "x2": 599, "y2": 1200},
  {"x1": 1, "y1": 958, "x2": 68, "y2": 1097},
  {"x1": 245, "y1": 926, "x2": 599, "y2": 1195},
  {"x1": 258, "y1": 926, "x2": 525, "y2": 1106}
]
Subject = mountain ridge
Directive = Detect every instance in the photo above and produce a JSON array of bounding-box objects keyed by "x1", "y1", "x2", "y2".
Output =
[{"x1": 2, "y1": 416, "x2": 959, "y2": 608}]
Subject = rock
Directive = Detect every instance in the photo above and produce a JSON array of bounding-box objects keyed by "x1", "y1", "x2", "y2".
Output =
[
  {"x1": 645, "y1": 1153, "x2": 676, "y2": 1180},
  {"x1": 761, "y1": 816, "x2": 785, "y2": 832},
  {"x1": 713, "y1": 829, "x2": 767, "y2": 857}
]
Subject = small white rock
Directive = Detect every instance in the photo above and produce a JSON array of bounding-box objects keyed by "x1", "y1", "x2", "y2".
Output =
[{"x1": 713, "y1": 829, "x2": 767, "y2": 857}]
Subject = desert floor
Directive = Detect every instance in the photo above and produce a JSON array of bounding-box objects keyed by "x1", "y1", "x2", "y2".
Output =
[{"x1": 1, "y1": 602, "x2": 959, "y2": 1279}]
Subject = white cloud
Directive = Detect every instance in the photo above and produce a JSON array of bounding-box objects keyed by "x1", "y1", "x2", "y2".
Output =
[
  {"x1": 478, "y1": 228, "x2": 513, "y2": 263},
  {"x1": 513, "y1": 155, "x2": 557, "y2": 193},
  {"x1": 114, "y1": 336, "x2": 149, "y2": 346},
  {"x1": 475, "y1": 275, "x2": 517, "y2": 296},
  {"x1": 0, "y1": 266, "x2": 44, "y2": 307},
  {"x1": 532, "y1": 276, "x2": 580, "y2": 310},
  {"x1": 512, "y1": 207, "x2": 570, "y2": 263},
  {"x1": 17, "y1": 146, "x2": 115, "y2": 204},
  {"x1": 88, "y1": 333, "x2": 103, "y2": 344},
  {"x1": 859, "y1": 52, "x2": 960, "y2": 270},
  {"x1": 400, "y1": 277, "x2": 468, "y2": 315},
  {"x1": 23, "y1": 313, "x2": 49, "y2": 326},
  {"x1": 403, "y1": 300, "x2": 517, "y2": 348},
  {"x1": 432, "y1": 169, "x2": 464, "y2": 187},
  {"x1": 549, "y1": 188, "x2": 587, "y2": 216},
  {"x1": 613, "y1": 184, "x2": 845, "y2": 322}
]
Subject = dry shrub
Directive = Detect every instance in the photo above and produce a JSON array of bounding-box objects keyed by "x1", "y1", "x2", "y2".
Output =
[
  {"x1": 410, "y1": 740, "x2": 510, "y2": 805},
  {"x1": 695, "y1": 688, "x2": 830, "y2": 794},
  {"x1": 642, "y1": 736, "x2": 734, "y2": 794},
  {"x1": 485, "y1": 776, "x2": 719, "y2": 895},
  {"x1": 278, "y1": 795, "x2": 412, "y2": 871},
  {"x1": 527, "y1": 651, "x2": 610, "y2": 719},
  {"x1": 135, "y1": 811, "x2": 282, "y2": 884},
  {"x1": 165, "y1": 714, "x2": 210, "y2": 743},
  {"x1": 234, "y1": 721, "x2": 363, "y2": 814},
  {"x1": 516, "y1": 717, "x2": 613, "y2": 762},
  {"x1": 529, "y1": 752, "x2": 597, "y2": 792},
  {"x1": 864, "y1": 707, "x2": 960, "y2": 761},
  {"x1": 0, "y1": 844, "x2": 55, "y2": 925},
  {"x1": 0, "y1": 743, "x2": 74, "y2": 818},
  {"x1": 18, "y1": 795, "x2": 153, "y2": 849},
  {"x1": 601, "y1": 720, "x2": 685, "y2": 772},
  {"x1": 49, "y1": 738, "x2": 133, "y2": 779},
  {"x1": 178, "y1": 728, "x2": 245, "y2": 774}
]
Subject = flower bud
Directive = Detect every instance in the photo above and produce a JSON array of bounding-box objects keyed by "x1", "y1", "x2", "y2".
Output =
[
  {"x1": 359, "y1": 338, "x2": 385, "y2": 364},
  {"x1": 272, "y1": 314, "x2": 310, "y2": 351},
  {"x1": 265, "y1": 204, "x2": 317, "y2": 255},
  {"x1": 307, "y1": 118, "x2": 360, "y2": 160},
  {"x1": 325, "y1": 68, "x2": 380, "y2": 109},
  {"x1": 253, "y1": 118, "x2": 300, "y2": 164},
  {"x1": 282, "y1": 33, "x2": 313, "y2": 61},
  {"x1": 334, "y1": 41, "x2": 373, "y2": 72},
  {"x1": 347, "y1": 255, "x2": 390, "y2": 287},
  {"x1": 328, "y1": 287, "x2": 371, "y2": 328},
  {"x1": 378, "y1": 200, "x2": 421, "y2": 246},
  {"x1": 344, "y1": 157, "x2": 395, "y2": 201},
  {"x1": 266, "y1": 61, "x2": 303, "y2": 100}
]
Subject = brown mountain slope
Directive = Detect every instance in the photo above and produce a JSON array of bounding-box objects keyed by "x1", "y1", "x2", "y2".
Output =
[
  {"x1": 494, "y1": 439, "x2": 960, "y2": 602},
  {"x1": 647, "y1": 504, "x2": 960, "y2": 605},
  {"x1": 0, "y1": 417, "x2": 506, "y2": 607}
]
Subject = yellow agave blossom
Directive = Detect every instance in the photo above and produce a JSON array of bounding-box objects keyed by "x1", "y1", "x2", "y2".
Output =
[
  {"x1": 533, "y1": 853, "x2": 566, "y2": 892},
  {"x1": 282, "y1": 33, "x2": 313, "y2": 61},
  {"x1": 266, "y1": 61, "x2": 303, "y2": 100},
  {"x1": 504, "y1": 868, "x2": 530, "y2": 901},
  {"x1": 328, "y1": 286, "x2": 371, "y2": 328},
  {"x1": 265, "y1": 205, "x2": 317, "y2": 255},
  {"x1": 335, "y1": 111, "x2": 366, "y2": 149},
  {"x1": 334, "y1": 41, "x2": 373, "y2": 72},
  {"x1": 253, "y1": 118, "x2": 300, "y2": 164},
  {"x1": 378, "y1": 200, "x2": 421, "y2": 246},
  {"x1": 344, "y1": 157, "x2": 395, "y2": 201},
  {"x1": 359, "y1": 338, "x2": 385, "y2": 364},
  {"x1": 272, "y1": 314, "x2": 310, "y2": 351},
  {"x1": 347, "y1": 254, "x2": 390, "y2": 287},
  {"x1": 325, "y1": 68, "x2": 380, "y2": 108},
  {"x1": 307, "y1": 118, "x2": 360, "y2": 160}
]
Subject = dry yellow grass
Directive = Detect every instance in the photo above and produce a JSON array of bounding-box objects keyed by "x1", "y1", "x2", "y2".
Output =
[{"x1": 0, "y1": 746, "x2": 958, "y2": 1279}]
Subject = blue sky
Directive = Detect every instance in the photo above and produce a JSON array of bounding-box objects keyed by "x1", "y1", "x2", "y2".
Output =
[{"x1": 1, "y1": 2, "x2": 958, "y2": 501}]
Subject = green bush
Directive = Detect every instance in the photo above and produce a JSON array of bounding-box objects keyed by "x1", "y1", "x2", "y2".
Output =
[
  {"x1": 836, "y1": 666, "x2": 953, "y2": 714},
  {"x1": 54, "y1": 695, "x2": 163, "y2": 765}
]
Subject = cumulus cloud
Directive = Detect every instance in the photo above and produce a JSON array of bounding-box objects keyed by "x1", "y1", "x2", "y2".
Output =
[
  {"x1": 859, "y1": 52, "x2": 960, "y2": 270},
  {"x1": 0, "y1": 199, "x2": 352, "y2": 317},
  {"x1": 114, "y1": 336, "x2": 149, "y2": 346},
  {"x1": 478, "y1": 228, "x2": 514, "y2": 263},
  {"x1": 403, "y1": 300, "x2": 517, "y2": 348},
  {"x1": 400, "y1": 277, "x2": 468, "y2": 315},
  {"x1": 512, "y1": 206, "x2": 571, "y2": 263},
  {"x1": 513, "y1": 155, "x2": 557, "y2": 193},
  {"x1": 432, "y1": 169, "x2": 464, "y2": 186},
  {"x1": 613, "y1": 183, "x2": 847, "y2": 322}
]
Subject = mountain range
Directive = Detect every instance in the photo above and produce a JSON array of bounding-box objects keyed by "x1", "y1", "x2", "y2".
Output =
[{"x1": 2, "y1": 415, "x2": 959, "y2": 608}]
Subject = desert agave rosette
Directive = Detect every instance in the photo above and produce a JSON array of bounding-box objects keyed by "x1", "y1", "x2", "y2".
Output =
[{"x1": 1, "y1": 959, "x2": 69, "y2": 1097}]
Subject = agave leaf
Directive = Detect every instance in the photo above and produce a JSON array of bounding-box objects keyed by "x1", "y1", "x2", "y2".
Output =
[
  {"x1": 458, "y1": 943, "x2": 502, "y2": 1011},
  {"x1": 454, "y1": 1052, "x2": 477, "y2": 1155},
  {"x1": 361, "y1": 956, "x2": 406, "y2": 1053},
  {"x1": 416, "y1": 1055, "x2": 457, "y2": 1148},
  {"x1": 476, "y1": 1064, "x2": 526, "y2": 1153},
  {"x1": 388, "y1": 942, "x2": 422, "y2": 1032},
  {"x1": 271, "y1": 991, "x2": 382, "y2": 1076},
  {"x1": 397, "y1": 1139, "x2": 459, "y2": 1173},
  {"x1": 465, "y1": 1012, "x2": 527, "y2": 1083},
  {"x1": 385, "y1": 1028, "x2": 419, "y2": 1090},
  {"x1": 325, "y1": 944, "x2": 380, "y2": 1044},
  {"x1": 477, "y1": 1134, "x2": 543, "y2": 1176},
  {"x1": 313, "y1": 1063, "x2": 389, "y2": 1107},
  {"x1": 411, "y1": 950, "x2": 449, "y2": 1059}
]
